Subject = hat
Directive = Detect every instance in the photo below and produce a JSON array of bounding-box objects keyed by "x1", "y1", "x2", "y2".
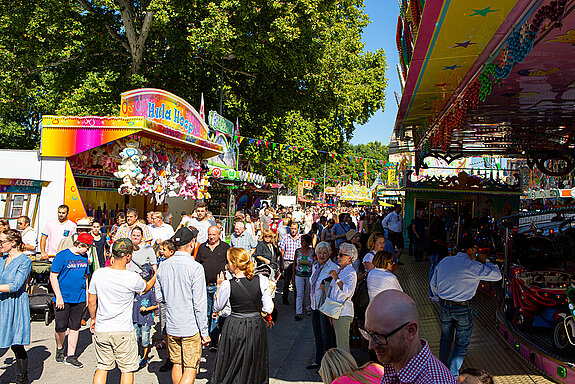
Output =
[
  {"x1": 77, "y1": 233, "x2": 95, "y2": 246},
  {"x1": 76, "y1": 217, "x2": 92, "y2": 230},
  {"x1": 112, "y1": 238, "x2": 139, "y2": 257},
  {"x1": 172, "y1": 227, "x2": 198, "y2": 246},
  {"x1": 346, "y1": 229, "x2": 359, "y2": 241}
]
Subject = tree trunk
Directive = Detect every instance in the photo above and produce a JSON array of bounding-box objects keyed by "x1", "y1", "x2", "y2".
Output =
[{"x1": 117, "y1": 0, "x2": 155, "y2": 75}]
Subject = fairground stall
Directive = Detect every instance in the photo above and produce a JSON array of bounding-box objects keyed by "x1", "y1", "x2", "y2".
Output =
[
  {"x1": 37, "y1": 88, "x2": 222, "y2": 234},
  {"x1": 393, "y1": 0, "x2": 575, "y2": 380},
  {"x1": 204, "y1": 111, "x2": 266, "y2": 220},
  {"x1": 0, "y1": 175, "x2": 50, "y2": 228}
]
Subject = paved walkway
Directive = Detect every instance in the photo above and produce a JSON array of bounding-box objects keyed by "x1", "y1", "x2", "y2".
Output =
[{"x1": 0, "y1": 255, "x2": 556, "y2": 383}]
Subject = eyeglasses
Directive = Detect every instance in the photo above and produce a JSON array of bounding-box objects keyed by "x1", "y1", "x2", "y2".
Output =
[
  {"x1": 359, "y1": 322, "x2": 411, "y2": 346},
  {"x1": 338, "y1": 253, "x2": 349, "y2": 258}
]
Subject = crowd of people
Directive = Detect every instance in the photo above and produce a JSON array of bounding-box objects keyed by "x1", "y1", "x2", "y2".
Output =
[{"x1": 0, "y1": 201, "x2": 502, "y2": 384}]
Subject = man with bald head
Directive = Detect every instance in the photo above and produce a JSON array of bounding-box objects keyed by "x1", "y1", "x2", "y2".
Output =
[
  {"x1": 362, "y1": 290, "x2": 456, "y2": 383},
  {"x1": 196, "y1": 225, "x2": 230, "y2": 350}
]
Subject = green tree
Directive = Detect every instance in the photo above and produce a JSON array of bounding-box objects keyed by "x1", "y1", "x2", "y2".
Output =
[{"x1": 0, "y1": 0, "x2": 387, "y2": 186}]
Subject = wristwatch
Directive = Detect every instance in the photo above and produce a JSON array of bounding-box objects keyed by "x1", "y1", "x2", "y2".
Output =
[{"x1": 335, "y1": 278, "x2": 342, "y2": 284}]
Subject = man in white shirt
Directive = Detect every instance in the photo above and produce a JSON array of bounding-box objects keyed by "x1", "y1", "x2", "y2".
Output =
[
  {"x1": 40, "y1": 205, "x2": 77, "y2": 259},
  {"x1": 88, "y1": 238, "x2": 155, "y2": 384},
  {"x1": 430, "y1": 240, "x2": 502, "y2": 377},
  {"x1": 187, "y1": 202, "x2": 216, "y2": 244},
  {"x1": 17, "y1": 215, "x2": 37, "y2": 258},
  {"x1": 292, "y1": 205, "x2": 305, "y2": 232},
  {"x1": 381, "y1": 205, "x2": 405, "y2": 264},
  {"x1": 177, "y1": 211, "x2": 192, "y2": 230},
  {"x1": 149, "y1": 212, "x2": 175, "y2": 245}
]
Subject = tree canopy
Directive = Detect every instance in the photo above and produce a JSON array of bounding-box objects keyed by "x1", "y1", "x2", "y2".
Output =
[{"x1": 0, "y1": 0, "x2": 388, "y2": 185}]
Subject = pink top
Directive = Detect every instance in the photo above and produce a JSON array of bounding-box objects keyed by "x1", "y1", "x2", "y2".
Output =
[{"x1": 332, "y1": 363, "x2": 384, "y2": 384}]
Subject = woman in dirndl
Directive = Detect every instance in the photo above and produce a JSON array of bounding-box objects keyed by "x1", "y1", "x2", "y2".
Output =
[{"x1": 212, "y1": 247, "x2": 274, "y2": 384}]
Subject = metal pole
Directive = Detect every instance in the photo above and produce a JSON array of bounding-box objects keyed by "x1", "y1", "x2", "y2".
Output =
[
  {"x1": 219, "y1": 64, "x2": 224, "y2": 115},
  {"x1": 323, "y1": 162, "x2": 326, "y2": 203}
]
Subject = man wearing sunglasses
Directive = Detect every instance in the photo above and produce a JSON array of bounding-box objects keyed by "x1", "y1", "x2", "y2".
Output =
[
  {"x1": 430, "y1": 240, "x2": 502, "y2": 378},
  {"x1": 363, "y1": 290, "x2": 456, "y2": 383}
]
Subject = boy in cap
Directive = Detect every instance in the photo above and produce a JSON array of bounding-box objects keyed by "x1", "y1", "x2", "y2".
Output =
[
  {"x1": 156, "y1": 227, "x2": 210, "y2": 384},
  {"x1": 49, "y1": 232, "x2": 93, "y2": 369},
  {"x1": 88, "y1": 239, "x2": 156, "y2": 384}
]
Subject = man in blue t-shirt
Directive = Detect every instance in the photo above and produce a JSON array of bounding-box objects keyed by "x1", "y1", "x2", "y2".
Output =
[{"x1": 49, "y1": 232, "x2": 93, "y2": 369}]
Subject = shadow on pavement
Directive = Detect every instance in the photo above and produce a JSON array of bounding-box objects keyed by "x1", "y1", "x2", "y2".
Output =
[{"x1": 0, "y1": 345, "x2": 50, "y2": 384}]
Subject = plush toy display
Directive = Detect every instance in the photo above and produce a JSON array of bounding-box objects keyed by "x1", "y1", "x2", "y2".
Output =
[{"x1": 114, "y1": 139, "x2": 146, "y2": 196}]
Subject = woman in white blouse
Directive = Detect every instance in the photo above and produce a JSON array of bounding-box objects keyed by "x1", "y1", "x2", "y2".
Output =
[
  {"x1": 212, "y1": 248, "x2": 274, "y2": 384},
  {"x1": 367, "y1": 250, "x2": 403, "y2": 302},
  {"x1": 327, "y1": 242, "x2": 358, "y2": 353},
  {"x1": 307, "y1": 241, "x2": 338, "y2": 370}
]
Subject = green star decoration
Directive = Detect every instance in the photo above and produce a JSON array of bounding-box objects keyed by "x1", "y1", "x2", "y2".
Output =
[{"x1": 469, "y1": 6, "x2": 499, "y2": 17}]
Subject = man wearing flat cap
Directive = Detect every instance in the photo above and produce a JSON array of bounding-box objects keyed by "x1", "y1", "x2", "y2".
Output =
[{"x1": 155, "y1": 227, "x2": 210, "y2": 384}]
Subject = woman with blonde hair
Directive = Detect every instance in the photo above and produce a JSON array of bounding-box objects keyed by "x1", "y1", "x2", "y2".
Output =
[
  {"x1": 319, "y1": 348, "x2": 383, "y2": 384},
  {"x1": 212, "y1": 247, "x2": 274, "y2": 384},
  {"x1": 253, "y1": 229, "x2": 278, "y2": 266},
  {"x1": 363, "y1": 232, "x2": 396, "y2": 271}
]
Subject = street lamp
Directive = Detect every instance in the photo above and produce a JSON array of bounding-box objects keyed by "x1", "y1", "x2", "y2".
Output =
[{"x1": 219, "y1": 53, "x2": 237, "y2": 114}]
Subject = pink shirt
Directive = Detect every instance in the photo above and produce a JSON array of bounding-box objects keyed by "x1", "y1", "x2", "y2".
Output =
[
  {"x1": 42, "y1": 219, "x2": 77, "y2": 256},
  {"x1": 332, "y1": 363, "x2": 384, "y2": 384}
]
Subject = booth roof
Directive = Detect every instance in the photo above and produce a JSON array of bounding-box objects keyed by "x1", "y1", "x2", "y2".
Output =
[{"x1": 41, "y1": 115, "x2": 222, "y2": 159}]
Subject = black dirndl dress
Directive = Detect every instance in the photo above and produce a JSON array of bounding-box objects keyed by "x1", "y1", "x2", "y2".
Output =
[{"x1": 211, "y1": 275, "x2": 269, "y2": 384}]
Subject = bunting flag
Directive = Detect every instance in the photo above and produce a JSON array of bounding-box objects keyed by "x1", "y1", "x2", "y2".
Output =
[{"x1": 199, "y1": 93, "x2": 205, "y2": 122}]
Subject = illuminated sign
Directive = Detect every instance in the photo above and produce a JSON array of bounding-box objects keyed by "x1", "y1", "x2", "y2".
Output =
[
  {"x1": 120, "y1": 88, "x2": 208, "y2": 140},
  {"x1": 208, "y1": 111, "x2": 235, "y2": 135},
  {"x1": 209, "y1": 166, "x2": 266, "y2": 186}
]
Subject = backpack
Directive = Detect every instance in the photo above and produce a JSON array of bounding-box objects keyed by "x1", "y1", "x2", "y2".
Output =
[{"x1": 352, "y1": 271, "x2": 371, "y2": 323}]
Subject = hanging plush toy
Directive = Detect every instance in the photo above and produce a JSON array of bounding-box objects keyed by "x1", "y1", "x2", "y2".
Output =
[
  {"x1": 114, "y1": 139, "x2": 146, "y2": 195},
  {"x1": 197, "y1": 175, "x2": 211, "y2": 200}
]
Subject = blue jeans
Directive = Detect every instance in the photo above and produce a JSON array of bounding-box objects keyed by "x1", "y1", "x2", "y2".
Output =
[
  {"x1": 206, "y1": 285, "x2": 218, "y2": 336},
  {"x1": 429, "y1": 253, "x2": 440, "y2": 296},
  {"x1": 310, "y1": 310, "x2": 336, "y2": 365},
  {"x1": 438, "y1": 301, "x2": 474, "y2": 377},
  {"x1": 134, "y1": 323, "x2": 151, "y2": 347}
]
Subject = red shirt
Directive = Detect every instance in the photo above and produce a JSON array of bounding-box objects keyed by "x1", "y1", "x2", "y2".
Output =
[{"x1": 380, "y1": 339, "x2": 456, "y2": 384}]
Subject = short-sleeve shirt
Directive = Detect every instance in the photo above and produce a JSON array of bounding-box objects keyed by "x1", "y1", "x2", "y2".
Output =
[
  {"x1": 133, "y1": 289, "x2": 157, "y2": 326},
  {"x1": 42, "y1": 220, "x2": 77, "y2": 256},
  {"x1": 187, "y1": 218, "x2": 217, "y2": 244},
  {"x1": 21, "y1": 227, "x2": 37, "y2": 256},
  {"x1": 295, "y1": 249, "x2": 314, "y2": 277},
  {"x1": 196, "y1": 241, "x2": 231, "y2": 284},
  {"x1": 88, "y1": 268, "x2": 146, "y2": 333},
  {"x1": 230, "y1": 231, "x2": 257, "y2": 252},
  {"x1": 51, "y1": 249, "x2": 89, "y2": 303},
  {"x1": 114, "y1": 223, "x2": 153, "y2": 243},
  {"x1": 278, "y1": 234, "x2": 301, "y2": 262}
]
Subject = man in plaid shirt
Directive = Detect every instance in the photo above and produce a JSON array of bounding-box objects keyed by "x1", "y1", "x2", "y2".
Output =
[
  {"x1": 363, "y1": 290, "x2": 456, "y2": 383},
  {"x1": 278, "y1": 222, "x2": 301, "y2": 305},
  {"x1": 113, "y1": 208, "x2": 153, "y2": 244}
]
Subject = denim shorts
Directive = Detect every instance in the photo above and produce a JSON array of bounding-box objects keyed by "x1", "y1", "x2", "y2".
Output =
[{"x1": 134, "y1": 323, "x2": 152, "y2": 347}]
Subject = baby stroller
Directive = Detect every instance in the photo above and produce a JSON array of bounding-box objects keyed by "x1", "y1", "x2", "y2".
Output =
[
  {"x1": 255, "y1": 262, "x2": 280, "y2": 322},
  {"x1": 28, "y1": 259, "x2": 54, "y2": 325}
]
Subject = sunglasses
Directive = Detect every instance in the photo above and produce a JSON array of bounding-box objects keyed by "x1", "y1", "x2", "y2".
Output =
[{"x1": 338, "y1": 253, "x2": 349, "y2": 257}]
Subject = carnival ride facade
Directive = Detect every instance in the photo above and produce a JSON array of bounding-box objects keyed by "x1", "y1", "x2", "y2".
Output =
[{"x1": 393, "y1": 0, "x2": 575, "y2": 381}]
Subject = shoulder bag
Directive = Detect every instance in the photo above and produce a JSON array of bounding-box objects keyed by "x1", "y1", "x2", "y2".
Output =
[{"x1": 319, "y1": 275, "x2": 349, "y2": 320}]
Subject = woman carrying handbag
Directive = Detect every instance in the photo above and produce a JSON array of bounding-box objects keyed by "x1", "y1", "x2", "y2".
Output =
[{"x1": 320, "y1": 243, "x2": 357, "y2": 353}]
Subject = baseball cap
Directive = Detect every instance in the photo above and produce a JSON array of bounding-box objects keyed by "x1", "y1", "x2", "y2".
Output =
[
  {"x1": 77, "y1": 233, "x2": 95, "y2": 246},
  {"x1": 112, "y1": 238, "x2": 139, "y2": 257},
  {"x1": 346, "y1": 229, "x2": 359, "y2": 241},
  {"x1": 172, "y1": 227, "x2": 199, "y2": 246}
]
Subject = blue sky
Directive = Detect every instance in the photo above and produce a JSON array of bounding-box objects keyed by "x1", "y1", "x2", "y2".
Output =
[{"x1": 351, "y1": 0, "x2": 400, "y2": 145}]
